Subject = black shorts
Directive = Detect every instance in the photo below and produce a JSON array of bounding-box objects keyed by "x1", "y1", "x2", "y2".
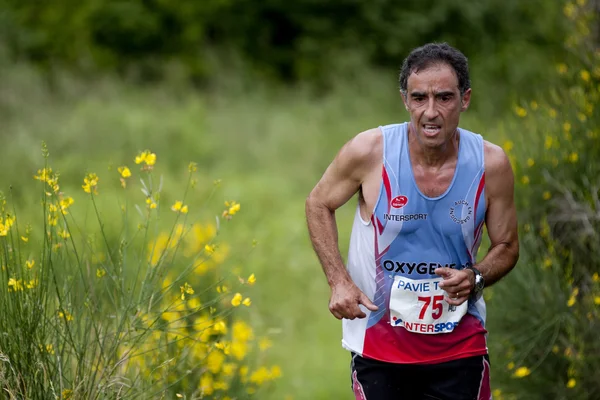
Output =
[{"x1": 350, "y1": 352, "x2": 491, "y2": 400}]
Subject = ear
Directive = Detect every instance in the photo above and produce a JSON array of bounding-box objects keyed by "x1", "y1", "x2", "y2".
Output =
[
  {"x1": 401, "y1": 91, "x2": 409, "y2": 111},
  {"x1": 460, "y1": 88, "x2": 472, "y2": 112}
]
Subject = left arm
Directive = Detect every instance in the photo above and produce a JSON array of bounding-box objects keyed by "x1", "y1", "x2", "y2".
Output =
[
  {"x1": 437, "y1": 142, "x2": 519, "y2": 304},
  {"x1": 473, "y1": 142, "x2": 520, "y2": 286}
]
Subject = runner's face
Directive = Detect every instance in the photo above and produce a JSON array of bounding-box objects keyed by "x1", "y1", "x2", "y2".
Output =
[{"x1": 402, "y1": 63, "x2": 471, "y2": 148}]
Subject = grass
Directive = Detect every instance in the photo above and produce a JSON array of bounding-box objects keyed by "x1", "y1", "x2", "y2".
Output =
[{"x1": 0, "y1": 63, "x2": 543, "y2": 399}]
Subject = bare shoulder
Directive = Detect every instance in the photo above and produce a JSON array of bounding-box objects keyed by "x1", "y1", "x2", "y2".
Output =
[
  {"x1": 484, "y1": 140, "x2": 514, "y2": 194},
  {"x1": 336, "y1": 127, "x2": 382, "y2": 181}
]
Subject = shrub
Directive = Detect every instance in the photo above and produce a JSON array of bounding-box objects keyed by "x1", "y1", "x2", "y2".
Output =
[
  {"x1": 0, "y1": 145, "x2": 280, "y2": 399},
  {"x1": 486, "y1": 1, "x2": 599, "y2": 399}
]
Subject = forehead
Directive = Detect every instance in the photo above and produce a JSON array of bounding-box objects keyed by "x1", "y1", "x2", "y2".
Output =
[{"x1": 406, "y1": 63, "x2": 459, "y2": 92}]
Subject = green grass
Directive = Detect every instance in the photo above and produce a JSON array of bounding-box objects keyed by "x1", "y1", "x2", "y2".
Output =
[{"x1": 0, "y1": 64, "x2": 523, "y2": 399}]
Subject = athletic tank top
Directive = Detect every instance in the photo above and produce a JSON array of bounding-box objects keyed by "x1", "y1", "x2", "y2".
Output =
[{"x1": 342, "y1": 122, "x2": 488, "y2": 364}]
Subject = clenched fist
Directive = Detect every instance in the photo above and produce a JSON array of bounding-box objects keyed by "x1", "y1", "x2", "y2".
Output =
[{"x1": 329, "y1": 282, "x2": 379, "y2": 320}]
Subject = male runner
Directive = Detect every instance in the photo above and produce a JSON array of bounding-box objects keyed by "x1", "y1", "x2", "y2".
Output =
[{"x1": 305, "y1": 43, "x2": 519, "y2": 399}]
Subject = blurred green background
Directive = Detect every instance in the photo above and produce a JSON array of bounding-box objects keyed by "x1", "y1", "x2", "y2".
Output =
[{"x1": 1, "y1": 0, "x2": 599, "y2": 399}]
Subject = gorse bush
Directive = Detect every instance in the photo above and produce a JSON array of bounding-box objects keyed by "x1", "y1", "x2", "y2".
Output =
[
  {"x1": 0, "y1": 145, "x2": 280, "y2": 399},
  {"x1": 487, "y1": 1, "x2": 599, "y2": 399}
]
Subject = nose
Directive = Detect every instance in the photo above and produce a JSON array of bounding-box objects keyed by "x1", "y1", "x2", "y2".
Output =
[{"x1": 424, "y1": 97, "x2": 438, "y2": 120}]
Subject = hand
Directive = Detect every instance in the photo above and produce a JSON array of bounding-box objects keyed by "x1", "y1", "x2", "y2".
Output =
[
  {"x1": 435, "y1": 267, "x2": 474, "y2": 306},
  {"x1": 329, "y1": 282, "x2": 379, "y2": 320}
]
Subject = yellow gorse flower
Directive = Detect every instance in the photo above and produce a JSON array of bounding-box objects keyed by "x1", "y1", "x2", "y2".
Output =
[
  {"x1": 171, "y1": 201, "x2": 188, "y2": 214},
  {"x1": 222, "y1": 201, "x2": 241, "y2": 219},
  {"x1": 58, "y1": 311, "x2": 74, "y2": 322},
  {"x1": 135, "y1": 150, "x2": 157, "y2": 166},
  {"x1": 26, "y1": 259, "x2": 35, "y2": 269},
  {"x1": 513, "y1": 366, "x2": 531, "y2": 378},
  {"x1": 118, "y1": 166, "x2": 131, "y2": 178},
  {"x1": 0, "y1": 215, "x2": 16, "y2": 236},
  {"x1": 60, "y1": 197, "x2": 74, "y2": 213},
  {"x1": 82, "y1": 173, "x2": 99, "y2": 194},
  {"x1": 180, "y1": 282, "x2": 194, "y2": 300},
  {"x1": 247, "y1": 274, "x2": 256, "y2": 285},
  {"x1": 231, "y1": 293, "x2": 243, "y2": 307}
]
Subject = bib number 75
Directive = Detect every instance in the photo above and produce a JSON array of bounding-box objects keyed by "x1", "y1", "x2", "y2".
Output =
[{"x1": 418, "y1": 295, "x2": 444, "y2": 320}]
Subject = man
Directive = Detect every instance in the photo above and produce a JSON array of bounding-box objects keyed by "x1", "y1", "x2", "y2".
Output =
[{"x1": 305, "y1": 42, "x2": 519, "y2": 400}]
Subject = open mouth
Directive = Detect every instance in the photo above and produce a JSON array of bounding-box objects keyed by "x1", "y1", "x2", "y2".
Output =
[{"x1": 422, "y1": 124, "x2": 441, "y2": 136}]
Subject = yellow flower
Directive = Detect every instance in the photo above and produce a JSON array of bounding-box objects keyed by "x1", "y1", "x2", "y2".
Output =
[
  {"x1": 568, "y1": 152, "x2": 579, "y2": 163},
  {"x1": 21, "y1": 236, "x2": 29, "y2": 242},
  {"x1": 200, "y1": 373, "x2": 214, "y2": 396},
  {"x1": 58, "y1": 311, "x2": 74, "y2": 322},
  {"x1": 205, "y1": 244, "x2": 216, "y2": 255},
  {"x1": 180, "y1": 282, "x2": 194, "y2": 300},
  {"x1": 543, "y1": 191, "x2": 552, "y2": 200},
  {"x1": 82, "y1": 173, "x2": 99, "y2": 194},
  {"x1": 527, "y1": 158, "x2": 535, "y2": 167},
  {"x1": 580, "y1": 70, "x2": 590, "y2": 82},
  {"x1": 530, "y1": 101, "x2": 538, "y2": 110},
  {"x1": 58, "y1": 229, "x2": 70, "y2": 239},
  {"x1": 46, "y1": 344, "x2": 55, "y2": 355},
  {"x1": 231, "y1": 293, "x2": 243, "y2": 307},
  {"x1": 567, "y1": 287, "x2": 579, "y2": 307},
  {"x1": 145, "y1": 153, "x2": 156, "y2": 166},
  {"x1": 502, "y1": 140, "x2": 514, "y2": 152},
  {"x1": 507, "y1": 361, "x2": 515, "y2": 370},
  {"x1": 222, "y1": 201, "x2": 241, "y2": 219},
  {"x1": 62, "y1": 389, "x2": 73, "y2": 400},
  {"x1": 594, "y1": 296, "x2": 600, "y2": 305},
  {"x1": 543, "y1": 258, "x2": 552, "y2": 269},
  {"x1": 520, "y1": 176, "x2": 530, "y2": 185},
  {"x1": 26, "y1": 259, "x2": 35, "y2": 269},
  {"x1": 567, "y1": 378, "x2": 576, "y2": 388},
  {"x1": 60, "y1": 197, "x2": 74, "y2": 213},
  {"x1": 96, "y1": 268, "x2": 106, "y2": 278},
  {"x1": 188, "y1": 162, "x2": 198, "y2": 172},
  {"x1": 563, "y1": 122, "x2": 571, "y2": 132},
  {"x1": 557, "y1": 63, "x2": 569, "y2": 74},
  {"x1": 8, "y1": 278, "x2": 23, "y2": 291},
  {"x1": 548, "y1": 108, "x2": 557, "y2": 119},
  {"x1": 207, "y1": 350, "x2": 225, "y2": 374},
  {"x1": 513, "y1": 366, "x2": 531, "y2": 378},
  {"x1": 242, "y1": 297, "x2": 252, "y2": 307},
  {"x1": 544, "y1": 136, "x2": 554, "y2": 149},
  {"x1": 34, "y1": 167, "x2": 53, "y2": 182},
  {"x1": 593, "y1": 273, "x2": 599, "y2": 282},
  {"x1": 217, "y1": 285, "x2": 229, "y2": 293},
  {"x1": 514, "y1": 107, "x2": 527, "y2": 118},
  {"x1": 171, "y1": 201, "x2": 188, "y2": 214},
  {"x1": 577, "y1": 113, "x2": 587, "y2": 122},
  {"x1": 118, "y1": 166, "x2": 131, "y2": 178},
  {"x1": 247, "y1": 273, "x2": 256, "y2": 285},
  {"x1": 176, "y1": 395, "x2": 183, "y2": 399}
]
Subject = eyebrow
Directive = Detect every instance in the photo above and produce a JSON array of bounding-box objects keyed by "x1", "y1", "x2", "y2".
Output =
[{"x1": 409, "y1": 91, "x2": 455, "y2": 97}]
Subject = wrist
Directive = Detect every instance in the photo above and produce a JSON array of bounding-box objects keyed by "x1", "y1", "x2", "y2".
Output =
[{"x1": 466, "y1": 266, "x2": 485, "y2": 299}]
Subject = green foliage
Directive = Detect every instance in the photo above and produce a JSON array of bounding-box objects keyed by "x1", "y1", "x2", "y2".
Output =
[
  {"x1": 486, "y1": 1, "x2": 600, "y2": 399},
  {"x1": 1, "y1": 0, "x2": 567, "y2": 103}
]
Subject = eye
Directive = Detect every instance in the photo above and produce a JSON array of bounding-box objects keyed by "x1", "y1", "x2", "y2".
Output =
[{"x1": 440, "y1": 95, "x2": 452, "y2": 102}]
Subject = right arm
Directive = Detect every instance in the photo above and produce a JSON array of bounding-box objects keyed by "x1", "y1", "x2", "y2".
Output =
[{"x1": 305, "y1": 128, "x2": 381, "y2": 320}]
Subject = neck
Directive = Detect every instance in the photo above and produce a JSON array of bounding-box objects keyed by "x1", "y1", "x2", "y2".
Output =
[{"x1": 408, "y1": 123, "x2": 459, "y2": 168}]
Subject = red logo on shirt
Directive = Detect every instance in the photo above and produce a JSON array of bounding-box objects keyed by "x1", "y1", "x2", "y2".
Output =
[{"x1": 391, "y1": 195, "x2": 408, "y2": 209}]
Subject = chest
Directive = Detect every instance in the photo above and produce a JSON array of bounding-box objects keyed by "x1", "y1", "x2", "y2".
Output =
[{"x1": 412, "y1": 163, "x2": 457, "y2": 198}]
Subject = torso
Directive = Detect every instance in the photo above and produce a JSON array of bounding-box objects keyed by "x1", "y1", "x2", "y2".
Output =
[{"x1": 359, "y1": 128, "x2": 491, "y2": 220}]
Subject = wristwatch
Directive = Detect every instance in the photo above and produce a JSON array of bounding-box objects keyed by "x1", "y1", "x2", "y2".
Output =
[{"x1": 466, "y1": 266, "x2": 485, "y2": 300}]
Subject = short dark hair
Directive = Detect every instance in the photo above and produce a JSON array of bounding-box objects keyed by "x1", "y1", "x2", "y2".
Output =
[{"x1": 399, "y1": 43, "x2": 471, "y2": 95}]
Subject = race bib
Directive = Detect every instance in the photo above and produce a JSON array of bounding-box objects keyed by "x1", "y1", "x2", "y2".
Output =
[{"x1": 389, "y1": 276, "x2": 468, "y2": 334}]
